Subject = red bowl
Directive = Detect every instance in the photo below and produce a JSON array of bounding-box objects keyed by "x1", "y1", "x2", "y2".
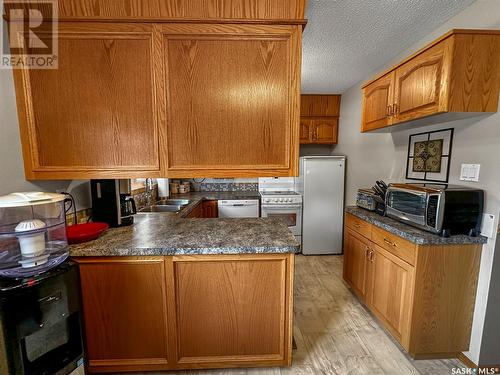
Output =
[{"x1": 66, "y1": 222, "x2": 109, "y2": 244}]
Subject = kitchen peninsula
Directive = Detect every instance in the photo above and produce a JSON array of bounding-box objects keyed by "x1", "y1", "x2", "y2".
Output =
[{"x1": 70, "y1": 211, "x2": 298, "y2": 373}]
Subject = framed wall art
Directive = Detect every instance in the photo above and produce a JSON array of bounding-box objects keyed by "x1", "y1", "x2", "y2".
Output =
[{"x1": 405, "y1": 128, "x2": 454, "y2": 183}]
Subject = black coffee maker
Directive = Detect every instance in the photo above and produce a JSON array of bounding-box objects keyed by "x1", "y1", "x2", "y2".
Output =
[{"x1": 91, "y1": 179, "x2": 137, "y2": 227}]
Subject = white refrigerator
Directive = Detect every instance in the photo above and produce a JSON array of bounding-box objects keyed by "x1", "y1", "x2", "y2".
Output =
[{"x1": 297, "y1": 156, "x2": 346, "y2": 255}]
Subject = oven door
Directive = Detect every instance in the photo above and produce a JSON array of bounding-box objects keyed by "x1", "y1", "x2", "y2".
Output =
[
  {"x1": 261, "y1": 205, "x2": 302, "y2": 237},
  {"x1": 386, "y1": 189, "x2": 428, "y2": 228}
]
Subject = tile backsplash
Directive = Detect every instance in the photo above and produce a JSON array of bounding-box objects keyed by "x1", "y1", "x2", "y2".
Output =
[
  {"x1": 132, "y1": 185, "x2": 158, "y2": 210},
  {"x1": 192, "y1": 181, "x2": 258, "y2": 192},
  {"x1": 66, "y1": 208, "x2": 92, "y2": 226}
]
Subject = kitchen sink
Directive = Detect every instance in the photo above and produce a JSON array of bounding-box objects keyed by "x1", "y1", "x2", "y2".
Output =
[
  {"x1": 139, "y1": 205, "x2": 183, "y2": 213},
  {"x1": 156, "y1": 199, "x2": 191, "y2": 206},
  {"x1": 138, "y1": 199, "x2": 192, "y2": 213}
]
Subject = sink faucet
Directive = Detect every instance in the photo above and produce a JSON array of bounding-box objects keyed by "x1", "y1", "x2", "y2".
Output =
[{"x1": 145, "y1": 178, "x2": 154, "y2": 206}]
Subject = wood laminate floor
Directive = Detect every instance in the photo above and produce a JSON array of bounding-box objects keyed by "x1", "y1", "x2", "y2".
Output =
[{"x1": 119, "y1": 255, "x2": 467, "y2": 375}]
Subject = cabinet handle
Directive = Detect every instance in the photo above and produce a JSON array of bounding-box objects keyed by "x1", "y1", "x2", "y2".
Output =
[
  {"x1": 354, "y1": 223, "x2": 361, "y2": 229},
  {"x1": 383, "y1": 238, "x2": 397, "y2": 247},
  {"x1": 370, "y1": 251, "x2": 375, "y2": 262},
  {"x1": 365, "y1": 246, "x2": 370, "y2": 258},
  {"x1": 393, "y1": 103, "x2": 398, "y2": 116},
  {"x1": 386, "y1": 105, "x2": 391, "y2": 117}
]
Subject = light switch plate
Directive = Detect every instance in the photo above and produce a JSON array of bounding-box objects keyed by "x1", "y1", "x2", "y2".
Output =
[
  {"x1": 480, "y1": 213, "x2": 496, "y2": 238},
  {"x1": 460, "y1": 164, "x2": 481, "y2": 182}
]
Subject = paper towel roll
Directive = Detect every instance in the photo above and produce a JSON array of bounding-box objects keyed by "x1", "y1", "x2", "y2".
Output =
[{"x1": 157, "y1": 178, "x2": 169, "y2": 198}]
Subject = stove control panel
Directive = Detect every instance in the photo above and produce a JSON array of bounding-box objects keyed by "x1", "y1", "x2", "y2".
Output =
[{"x1": 261, "y1": 196, "x2": 302, "y2": 205}]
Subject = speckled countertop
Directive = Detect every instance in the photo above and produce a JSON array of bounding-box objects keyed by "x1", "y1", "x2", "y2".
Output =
[
  {"x1": 346, "y1": 206, "x2": 487, "y2": 245},
  {"x1": 70, "y1": 192, "x2": 300, "y2": 257}
]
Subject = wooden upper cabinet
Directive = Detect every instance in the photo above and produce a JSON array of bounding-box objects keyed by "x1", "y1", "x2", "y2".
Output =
[
  {"x1": 161, "y1": 24, "x2": 301, "y2": 177},
  {"x1": 299, "y1": 119, "x2": 313, "y2": 144},
  {"x1": 299, "y1": 118, "x2": 338, "y2": 144},
  {"x1": 393, "y1": 42, "x2": 448, "y2": 123},
  {"x1": 313, "y1": 118, "x2": 338, "y2": 144},
  {"x1": 361, "y1": 72, "x2": 395, "y2": 132},
  {"x1": 10, "y1": 20, "x2": 303, "y2": 179},
  {"x1": 54, "y1": 0, "x2": 306, "y2": 20},
  {"x1": 300, "y1": 94, "x2": 340, "y2": 144},
  {"x1": 361, "y1": 29, "x2": 500, "y2": 132},
  {"x1": 301, "y1": 95, "x2": 341, "y2": 117},
  {"x1": 13, "y1": 23, "x2": 161, "y2": 179}
]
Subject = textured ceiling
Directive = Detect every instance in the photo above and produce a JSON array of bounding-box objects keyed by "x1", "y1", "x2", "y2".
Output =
[{"x1": 301, "y1": 0, "x2": 476, "y2": 93}]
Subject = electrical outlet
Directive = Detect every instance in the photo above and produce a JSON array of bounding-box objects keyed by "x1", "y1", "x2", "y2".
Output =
[
  {"x1": 460, "y1": 164, "x2": 481, "y2": 182},
  {"x1": 480, "y1": 213, "x2": 496, "y2": 238}
]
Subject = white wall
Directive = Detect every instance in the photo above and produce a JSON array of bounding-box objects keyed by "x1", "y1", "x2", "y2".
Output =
[
  {"x1": 0, "y1": 23, "x2": 91, "y2": 210},
  {"x1": 333, "y1": 0, "x2": 500, "y2": 364}
]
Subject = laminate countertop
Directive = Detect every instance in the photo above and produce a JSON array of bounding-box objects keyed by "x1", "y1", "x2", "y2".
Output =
[
  {"x1": 70, "y1": 192, "x2": 300, "y2": 257},
  {"x1": 345, "y1": 206, "x2": 487, "y2": 246}
]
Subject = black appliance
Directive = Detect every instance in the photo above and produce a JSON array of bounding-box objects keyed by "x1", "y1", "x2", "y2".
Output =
[
  {"x1": 0, "y1": 262, "x2": 84, "y2": 375},
  {"x1": 385, "y1": 183, "x2": 484, "y2": 236},
  {"x1": 91, "y1": 179, "x2": 137, "y2": 227}
]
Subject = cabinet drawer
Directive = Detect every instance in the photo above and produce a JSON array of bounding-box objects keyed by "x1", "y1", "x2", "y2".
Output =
[
  {"x1": 345, "y1": 213, "x2": 372, "y2": 238},
  {"x1": 371, "y1": 226, "x2": 416, "y2": 266}
]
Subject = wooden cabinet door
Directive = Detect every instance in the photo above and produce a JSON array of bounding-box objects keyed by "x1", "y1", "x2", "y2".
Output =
[
  {"x1": 77, "y1": 258, "x2": 169, "y2": 372},
  {"x1": 393, "y1": 42, "x2": 449, "y2": 124},
  {"x1": 160, "y1": 24, "x2": 301, "y2": 177},
  {"x1": 312, "y1": 118, "x2": 338, "y2": 144},
  {"x1": 343, "y1": 228, "x2": 370, "y2": 299},
  {"x1": 14, "y1": 23, "x2": 161, "y2": 179},
  {"x1": 301, "y1": 95, "x2": 341, "y2": 116},
  {"x1": 186, "y1": 202, "x2": 204, "y2": 218},
  {"x1": 361, "y1": 72, "x2": 395, "y2": 132},
  {"x1": 299, "y1": 118, "x2": 313, "y2": 144},
  {"x1": 367, "y1": 245, "x2": 414, "y2": 348},
  {"x1": 172, "y1": 254, "x2": 293, "y2": 366},
  {"x1": 202, "y1": 200, "x2": 218, "y2": 218}
]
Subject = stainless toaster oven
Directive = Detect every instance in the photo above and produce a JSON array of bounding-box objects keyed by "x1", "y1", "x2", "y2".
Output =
[{"x1": 385, "y1": 183, "x2": 484, "y2": 236}]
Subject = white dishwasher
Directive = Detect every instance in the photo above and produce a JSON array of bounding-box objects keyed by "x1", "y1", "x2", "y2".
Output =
[{"x1": 218, "y1": 199, "x2": 260, "y2": 218}]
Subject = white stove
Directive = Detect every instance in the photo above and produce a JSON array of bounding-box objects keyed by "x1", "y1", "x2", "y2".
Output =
[{"x1": 258, "y1": 178, "x2": 302, "y2": 248}]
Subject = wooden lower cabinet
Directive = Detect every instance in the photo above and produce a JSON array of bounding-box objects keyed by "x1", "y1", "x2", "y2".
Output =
[
  {"x1": 185, "y1": 202, "x2": 204, "y2": 218},
  {"x1": 367, "y1": 244, "x2": 414, "y2": 347},
  {"x1": 77, "y1": 258, "x2": 170, "y2": 373},
  {"x1": 202, "y1": 200, "x2": 218, "y2": 218},
  {"x1": 74, "y1": 254, "x2": 294, "y2": 373},
  {"x1": 343, "y1": 213, "x2": 482, "y2": 358},
  {"x1": 343, "y1": 228, "x2": 369, "y2": 299},
  {"x1": 185, "y1": 200, "x2": 218, "y2": 218}
]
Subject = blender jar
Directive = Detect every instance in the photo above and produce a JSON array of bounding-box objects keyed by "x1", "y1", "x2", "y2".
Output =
[{"x1": 0, "y1": 192, "x2": 69, "y2": 278}]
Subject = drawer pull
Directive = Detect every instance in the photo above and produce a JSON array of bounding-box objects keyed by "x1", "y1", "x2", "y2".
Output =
[
  {"x1": 383, "y1": 238, "x2": 397, "y2": 247},
  {"x1": 354, "y1": 224, "x2": 362, "y2": 229}
]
